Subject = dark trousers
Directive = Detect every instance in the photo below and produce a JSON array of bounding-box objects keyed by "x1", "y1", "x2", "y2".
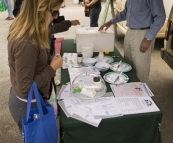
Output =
[
  {"x1": 8, "y1": 88, "x2": 37, "y2": 132},
  {"x1": 89, "y1": 7, "x2": 101, "y2": 27}
]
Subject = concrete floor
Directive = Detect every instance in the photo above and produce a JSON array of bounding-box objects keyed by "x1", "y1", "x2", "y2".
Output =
[{"x1": 0, "y1": 0, "x2": 173, "y2": 143}]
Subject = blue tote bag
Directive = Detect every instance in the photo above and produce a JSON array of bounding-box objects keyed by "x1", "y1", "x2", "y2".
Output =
[{"x1": 22, "y1": 82, "x2": 58, "y2": 143}]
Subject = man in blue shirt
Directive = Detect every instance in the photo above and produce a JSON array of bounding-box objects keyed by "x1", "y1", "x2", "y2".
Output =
[{"x1": 99, "y1": 0, "x2": 166, "y2": 83}]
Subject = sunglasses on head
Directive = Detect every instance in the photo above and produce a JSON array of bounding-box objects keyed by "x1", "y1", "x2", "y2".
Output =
[{"x1": 50, "y1": 10, "x2": 60, "y2": 17}]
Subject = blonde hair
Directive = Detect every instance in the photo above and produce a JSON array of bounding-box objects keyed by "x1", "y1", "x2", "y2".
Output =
[{"x1": 7, "y1": 0, "x2": 63, "y2": 49}]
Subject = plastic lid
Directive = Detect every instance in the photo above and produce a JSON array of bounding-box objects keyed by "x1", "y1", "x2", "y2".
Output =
[
  {"x1": 93, "y1": 77, "x2": 100, "y2": 82},
  {"x1": 71, "y1": 73, "x2": 107, "y2": 99},
  {"x1": 78, "y1": 53, "x2": 83, "y2": 57}
]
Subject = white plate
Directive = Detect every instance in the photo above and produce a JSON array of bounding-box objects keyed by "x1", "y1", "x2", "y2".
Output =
[
  {"x1": 94, "y1": 56, "x2": 114, "y2": 64},
  {"x1": 83, "y1": 58, "x2": 97, "y2": 66},
  {"x1": 103, "y1": 72, "x2": 129, "y2": 84},
  {"x1": 110, "y1": 62, "x2": 132, "y2": 72},
  {"x1": 95, "y1": 62, "x2": 110, "y2": 72},
  {"x1": 83, "y1": 58, "x2": 97, "y2": 63}
]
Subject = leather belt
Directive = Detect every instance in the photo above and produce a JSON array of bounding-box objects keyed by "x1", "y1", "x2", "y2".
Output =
[{"x1": 130, "y1": 27, "x2": 150, "y2": 30}]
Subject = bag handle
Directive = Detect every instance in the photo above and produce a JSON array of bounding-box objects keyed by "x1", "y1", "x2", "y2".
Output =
[
  {"x1": 26, "y1": 81, "x2": 47, "y2": 121},
  {"x1": 32, "y1": 81, "x2": 48, "y2": 111},
  {"x1": 26, "y1": 85, "x2": 33, "y2": 121}
]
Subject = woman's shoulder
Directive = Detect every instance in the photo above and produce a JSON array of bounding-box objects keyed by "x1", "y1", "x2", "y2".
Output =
[{"x1": 9, "y1": 37, "x2": 40, "y2": 56}]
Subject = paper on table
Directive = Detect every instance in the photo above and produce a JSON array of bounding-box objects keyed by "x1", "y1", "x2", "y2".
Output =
[
  {"x1": 57, "y1": 84, "x2": 72, "y2": 100},
  {"x1": 58, "y1": 96, "x2": 102, "y2": 127},
  {"x1": 90, "y1": 96, "x2": 123, "y2": 119},
  {"x1": 57, "y1": 84, "x2": 67, "y2": 99},
  {"x1": 58, "y1": 100, "x2": 72, "y2": 117},
  {"x1": 58, "y1": 96, "x2": 82, "y2": 117},
  {"x1": 102, "y1": 92, "x2": 115, "y2": 97},
  {"x1": 110, "y1": 82, "x2": 153, "y2": 97},
  {"x1": 62, "y1": 53, "x2": 77, "y2": 69},
  {"x1": 72, "y1": 106, "x2": 102, "y2": 127},
  {"x1": 115, "y1": 96, "x2": 160, "y2": 115},
  {"x1": 58, "y1": 92, "x2": 122, "y2": 127},
  {"x1": 143, "y1": 83, "x2": 154, "y2": 97}
]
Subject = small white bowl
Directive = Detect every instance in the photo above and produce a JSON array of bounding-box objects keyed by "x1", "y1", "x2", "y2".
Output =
[
  {"x1": 83, "y1": 58, "x2": 97, "y2": 66},
  {"x1": 95, "y1": 62, "x2": 110, "y2": 72}
]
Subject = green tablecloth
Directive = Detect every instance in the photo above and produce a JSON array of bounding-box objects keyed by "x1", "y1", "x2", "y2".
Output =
[{"x1": 59, "y1": 39, "x2": 162, "y2": 143}]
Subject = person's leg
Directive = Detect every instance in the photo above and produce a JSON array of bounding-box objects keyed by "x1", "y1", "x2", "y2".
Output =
[
  {"x1": 4, "y1": 0, "x2": 8, "y2": 16},
  {"x1": 4, "y1": 0, "x2": 14, "y2": 20},
  {"x1": 124, "y1": 28, "x2": 133, "y2": 66},
  {"x1": 89, "y1": 7, "x2": 101, "y2": 27},
  {"x1": 124, "y1": 28, "x2": 155, "y2": 83},
  {"x1": 9, "y1": 88, "x2": 37, "y2": 132},
  {"x1": 13, "y1": 0, "x2": 23, "y2": 17},
  {"x1": 8, "y1": 0, "x2": 14, "y2": 18}
]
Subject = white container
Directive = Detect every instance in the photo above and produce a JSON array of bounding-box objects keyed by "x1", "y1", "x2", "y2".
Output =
[
  {"x1": 76, "y1": 27, "x2": 114, "y2": 52},
  {"x1": 80, "y1": 43, "x2": 94, "y2": 58}
]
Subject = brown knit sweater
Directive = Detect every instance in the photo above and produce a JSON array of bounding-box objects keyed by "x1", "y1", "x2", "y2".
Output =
[
  {"x1": 8, "y1": 21, "x2": 72, "y2": 99},
  {"x1": 8, "y1": 37, "x2": 55, "y2": 99}
]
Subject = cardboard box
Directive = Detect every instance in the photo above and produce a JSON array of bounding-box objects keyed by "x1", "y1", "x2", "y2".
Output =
[{"x1": 76, "y1": 27, "x2": 114, "y2": 52}]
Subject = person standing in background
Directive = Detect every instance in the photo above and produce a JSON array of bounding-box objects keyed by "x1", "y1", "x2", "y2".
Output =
[
  {"x1": 99, "y1": 0, "x2": 166, "y2": 83},
  {"x1": 4, "y1": 0, "x2": 14, "y2": 20},
  {"x1": 13, "y1": 0, "x2": 23, "y2": 17},
  {"x1": 82, "y1": 0, "x2": 101, "y2": 27}
]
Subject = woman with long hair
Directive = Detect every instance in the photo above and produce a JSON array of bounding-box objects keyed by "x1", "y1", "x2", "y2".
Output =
[{"x1": 7, "y1": 0, "x2": 63, "y2": 131}]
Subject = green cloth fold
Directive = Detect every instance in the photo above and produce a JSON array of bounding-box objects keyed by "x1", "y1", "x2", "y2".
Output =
[{"x1": 0, "y1": 0, "x2": 6, "y2": 12}]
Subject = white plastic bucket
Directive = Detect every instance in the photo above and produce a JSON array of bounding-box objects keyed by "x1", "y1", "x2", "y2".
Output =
[{"x1": 80, "y1": 43, "x2": 94, "y2": 58}]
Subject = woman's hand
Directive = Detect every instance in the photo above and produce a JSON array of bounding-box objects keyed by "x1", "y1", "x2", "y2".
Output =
[
  {"x1": 50, "y1": 55, "x2": 63, "y2": 70},
  {"x1": 70, "y1": 20, "x2": 80, "y2": 26}
]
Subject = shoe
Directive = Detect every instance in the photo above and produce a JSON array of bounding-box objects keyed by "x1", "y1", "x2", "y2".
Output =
[
  {"x1": 5, "y1": 17, "x2": 14, "y2": 20},
  {"x1": 5, "y1": 17, "x2": 8, "y2": 20}
]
